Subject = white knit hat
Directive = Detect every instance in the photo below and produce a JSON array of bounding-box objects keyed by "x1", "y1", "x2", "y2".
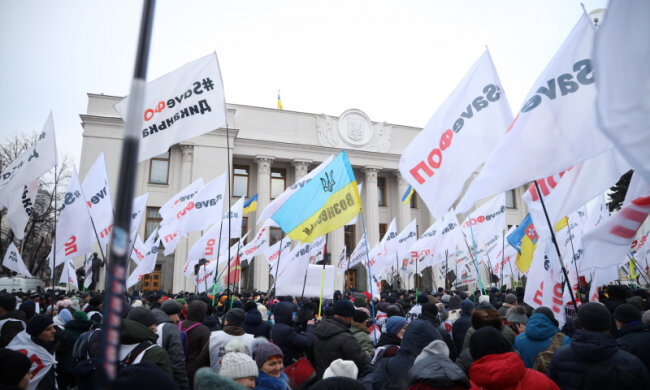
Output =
[
  {"x1": 220, "y1": 352, "x2": 259, "y2": 380},
  {"x1": 323, "y1": 359, "x2": 358, "y2": 379}
]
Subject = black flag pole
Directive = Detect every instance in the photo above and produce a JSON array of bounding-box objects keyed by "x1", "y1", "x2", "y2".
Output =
[
  {"x1": 533, "y1": 180, "x2": 579, "y2": 312},
  {"x1": 99, "y1": 0, "x2": 155, "y2": 384},
  {"x1": 225, "y1": 125, "x2": 232, "y2": 309},
  {"x1": 50, "y1": 164, "x2": 57, "y2": 317}
]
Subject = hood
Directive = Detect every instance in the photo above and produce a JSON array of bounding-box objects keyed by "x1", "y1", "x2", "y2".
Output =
[
  {"x1": 152, "y1": 308, "x2": 172, "y2": 325},
  {"x1": 400, "y1": 320, "x2": 441, "y2": 357},
  {"x1": 273, "y1": 302, "x2": 294, "y2": 325},
  {"x1": 244, "y1": 309, "x2": 262, "y2": 327},
  {"x1": 351, "y1": 321, "x2": 370, "y2": 334},
  {"x1": 120, "y1": 319, "x2": 158, "y2": 344},
  {"x1": 570, "y1": 329, "x2": 618, "y2": 362},
  {"x1": 524, "y1": 313, "x2": 560, "y2": 341},
  {"x1": 314, "y1": 317, "x2": 349, "y2": 339},
  {"x1": 408, "y1": 354, "x2": 469, "y2": 388},
  {"x1": 460, "y1": 300, "x2": 474, "y2": 316},
  {"x1": 469, "y1": 352, "x2": 526, "y2": 388},
  {"x1": 618, "y1": 321, "x2": 648, "y2": 337}
]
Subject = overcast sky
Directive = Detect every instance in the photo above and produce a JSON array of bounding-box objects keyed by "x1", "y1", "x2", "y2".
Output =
[{"x1": 0, "y1": 0, "x2": 607, "y2": 168}]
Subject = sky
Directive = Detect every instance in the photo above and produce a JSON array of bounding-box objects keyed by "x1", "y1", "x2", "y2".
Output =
[{"x1": 0, "y1": 0, "x2": 608, "y2": 168}]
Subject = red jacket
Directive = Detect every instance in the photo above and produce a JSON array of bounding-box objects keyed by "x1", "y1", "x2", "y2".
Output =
[{"x1": 469, "y1": 352, "x2": 559, "y2": 390}]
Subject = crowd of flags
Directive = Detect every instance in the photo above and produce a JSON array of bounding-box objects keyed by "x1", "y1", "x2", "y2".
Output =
[{"x1": 0, "y1": 1, "x2": 648, "y2": 329}]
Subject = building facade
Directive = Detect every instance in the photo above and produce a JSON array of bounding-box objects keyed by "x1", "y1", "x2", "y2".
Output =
[{"x1": 79, "y1": 93, "x2": 528, "y2": 293}]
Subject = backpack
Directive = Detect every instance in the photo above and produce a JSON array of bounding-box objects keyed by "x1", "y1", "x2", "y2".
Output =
[
  {"x1": 73, "y1": 328, "x2": 101, "y2": 364},
  {"x1": 533, "y1": 331, "x2": 565, "y2": 373},
  {"x1": 178, "y1": 322, "x2": 201, "y2": 361}
]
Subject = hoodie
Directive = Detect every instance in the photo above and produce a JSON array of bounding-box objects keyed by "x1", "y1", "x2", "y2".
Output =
[
  {"x1": 514, "y1": 313, "x2": 570, "y2": 368},
  {"x1": 270, "y1": 302, "x2": 315, "y2": 366},
  {"x1": 120, "y1": 319, "x2": 173, "y2": 377},
  {"x1": 152, "y1": 309, "x2": 190, "y2": 390},
  {"x1": 243, "y1": 309, "x2": 272, "y2": 339}
]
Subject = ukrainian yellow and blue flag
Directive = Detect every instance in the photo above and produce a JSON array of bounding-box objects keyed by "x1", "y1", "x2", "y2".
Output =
[
  {"x1": 401, "y1": 185, "x2": 414, "y2": 205},
  {"x1": 271, "y1": 150, "x2": 362, "y2": 242},
  {"x1": 277, "y1": 90, "x2": 283, "y2": 110},
  {"x1": 243, "y1": 194, "x2": 258, "y2": 215},
  {"x1": 507, "y1": 214, "x2": 538, "y2": 273},
  {"x1": 554, "y1": 216, "x2": 568, "y2": 232}
]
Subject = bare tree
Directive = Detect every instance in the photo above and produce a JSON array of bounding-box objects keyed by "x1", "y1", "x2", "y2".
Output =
[{"x1": 0, "y1": 131, "x2": 71, "y2": 280}]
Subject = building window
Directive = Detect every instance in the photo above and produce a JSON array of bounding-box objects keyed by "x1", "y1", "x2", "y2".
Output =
[
  {"x1": 270, "y1": 168, "x2": 286, "y2": 199},
  {"x1": 149, "y1": 151, "x2": 169, "y2": 184},
  {"x1": 410, "y1": 191, "x2": 417, "y2": 209},
  {"x1": 506, "y1": 189, "x2": 517, "y2": 209},
  {"x1": 233, "y1": 165, "x2": 249, "y2": 198},
  {"x1": 344, "y1": 225, "x2": 356, "y2": 257},
  {"x1": 379, "y1": 223, "x2": 387, "y2": 241},
  {"x1": 145, "y1": 207, "x2": 161, "y2": 240},
  {"x1": 377, "y1": 177, "x2": 386, "y2": 207},
  {"x1": 269, "y1": 227, "x2": 283, "y2": 246}
]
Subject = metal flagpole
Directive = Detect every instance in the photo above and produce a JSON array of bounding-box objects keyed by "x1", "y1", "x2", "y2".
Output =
[
  {"x1": 50, "y1": 164, "x2": 57, "y2": 317},
  {"x1": 565, "y1": 219, "x2": 583, "y2": 301},
  {"x1": 100, "y1": 0, "x2": 155, "y2": 384},
  {"x1": 533, "y1": 180, "x2": 579, "y2": 312},
  {"x1": 445, "y1": 250, "x2": 449, "y2": 291},
  {"x1": 211, "y1": 219, "x2": 225, "y2": 305},
  {"x1": 465, "y1": 215, "x2": 488, "y2": 295},
  {"x1": 628, "y1": 254, "x2": 650, "y2": 285},
  {"x1": 500, "y1": 231, "x2": 505, "y2": 291},
  {"x1": 360, "y1": 212, "x2": 378, "y2": 346},
  {"x1": 272, "y1": 234, "x2": 284, "y2": 300},
  {"x1": 225, "y1": 125, "x2": 233, "y2": 310}
]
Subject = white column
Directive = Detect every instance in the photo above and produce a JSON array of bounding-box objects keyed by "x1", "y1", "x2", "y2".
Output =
[
  {"x1": 330, "y1": 228, "x2": 345, "y2": 292},
  {"x1": 173, "y1": 144, "x2": 194, "y2": 293},
  {"x1": 362, "y1": 167, "x2": 380, "y2": 247},
  {"x1": 292, "y1": 159, "x2": 311, "y2": 180},
  {"x1": 253, "y1": 156, "x2": 274, "y2": 291}
]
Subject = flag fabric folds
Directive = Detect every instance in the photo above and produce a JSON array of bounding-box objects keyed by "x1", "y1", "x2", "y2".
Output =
[
  {"x1": 114, "y1": 53, "x2": 228, "y2": 163},
  {"x1": 399, "y1": 49, "x2": 513, "y2": 218},
  {"x1": 2, "y1": 243, "x2": 32, "y2": 277},
  {"x1": 81, "y1": 152, "x2": 114, "y2": 250},
  {"x1": 271, "y1": 151, "x2": 361, "y2": 242},
  {"x1": 3, "y1": 179, "x2": 38, "y2": 240},
  {"x1": 243, "y1": 194, "x2": 258, "y2": 214},
  {"x1": 594, "y1": 0, "x2": 650, "y2": 183},
  {"x1": 508, "y1": 214, "x2": 538, "y2": 273},
  {"x1": 457, "y1": 12, "x2": 612, "y2": 213}
]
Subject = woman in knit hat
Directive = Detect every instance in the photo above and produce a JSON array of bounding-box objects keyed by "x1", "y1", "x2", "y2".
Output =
[
  {"x1": 253, "y1": 341, "x2": 290, "y2": 390},
  {"x1": 220, "y1": 351, "x2": 259, "y2": 389}
]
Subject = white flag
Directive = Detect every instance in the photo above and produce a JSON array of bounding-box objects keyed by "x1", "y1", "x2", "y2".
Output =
[
  {"x1": 4, "y1": 179, "x2": 38, "y2": 240},
  {"x1": 59, "y1": 259, "x2": 78, "y2": 290},
  {"x1": 457, "y1": 12, "x2": 612, "y2": 213},
  {"x1": 588, "y1": 265, "x2": 619, "y2": 302},
  {"x1": 347, "y1": 233, "x2": 368, "y2": 271},
  {"x1": 240, "y1": 220, "x2": 271, "y2": 263},
  {"x1": 130, "y1": 235, "x2": 146, "y2": 265},
  {"x1": 129, "y1": 193, "x2": 150, "y2": 250},
  {"x1": 460, "y1": 193, "x2": 506, "y2": 243},
  {"x1": 82, "y1": 152, "x2": 114, "y2": 249},
  {"x1": 114, "y1": 53, "x2": 227, "y2": 162},
  {"x1": 49, "y1": 167, "x2": 94, "y2": 268},
  {"x1": 178, "y1": 174, "x2": 226, "y2": 235},
  {"x1": 265, "y1": 238, "x2": 292, "y2": 277},
  {"x1": 7, "y1": 331, "x2": 56, "y2": 390},
  {"x1": 400, "y1": 50, "x2": 513, "y2": 218},
  {"x1": 127, "y1": 237, "x2": 160, "y2": 289},
  {"x1": 594, "y1": 0, "x2": 650, "y2": 183},
  {"x1": 524, "y1": 238, "x2": 566, "y2": 327},
  {"x1": 368, "y1": 218, "x2": 398, "y2": 277},
  {"x1": 0, "y1": 112, "x2": 57, "y2": 194},
  {"x1": 2, "y1": 243, "x2": 32, "y2": 277},
  {"x1": 396, "y1": 219, "x2": 418, "y2": 273},
  {"x1": 336, "y1": 246, "x2": 348, "y2": 275},
  {"x1": 585, "y1": 193, "x2": 609, "y2": 232},
  {"x1": 159, "y1": 178, "x2": 204, "y2": 223},
  {"x1": 218, "y1": 197, "x2": 245, "y2": 246},
  {"x1": 84, "y1": 253, "x2": 93, "y2": 289},
  {"x1": 409, "y1": 219, "x2": 445, "y2": 265}
]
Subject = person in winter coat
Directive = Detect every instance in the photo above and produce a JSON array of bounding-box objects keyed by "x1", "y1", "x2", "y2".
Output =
[
  {"x1": 417, "y1": 303, "x2": 457, "y2": 362},
  {"x1": 614, "y1": 303, "x2": 650, "y2": 373},
  {"x1": 60, "y1": 311, "x2": 93, "y2": 388},
  {"x1": 243, "y1": 301, "x2": 272, "y2": 339},
  {"x1": 451, "y1": 300, "x2": 473, "y2": 355},
  {"x1": 152, "y1": 302, "x2": 190, "y2": 390},
  {"x1": 497, "y1": 293, "x2": 518, "y2": 318},
  {"x1": 253, "y1": 342, "x2": 291, "y2": 390},
  {"x1": 123, "y1": 309, "x2": 173, "y2": 377},
  {"x1": 313, "y1": 300, "x2": 370, "y2": 379},
  {"x1": 0, "y1": 293, "x2": 26, "y2": 348},
  {"x1": 8, "y1": 315, "x2": 58, "y2": 390},
  {"x1": 220, "y1": 351, "x2": 259, "y2": 389},
  {"x1": 197, "y1": 308, "x2": 254, "y2": 373},
  {"x1": 351, "y1": 309, "x2": 375, "y2": 356},
  {"x1": 548, "y1": 302, "x2": 649, "y2": 390},
  {"x1": 193, "y1": 366, "x2": 250, "y2": 390},
  {"x1": 408, "y1": 339, "x2": 470, "y2": 390},
  {"x1": 514, "y1": 307, "x2": 570, "y2": 368},
  {"x1": 180, "y1": 300, "x2": 211, "y2": 386},
  {"x1": 467, "y1": 327, "x2": 559, "y2": 390},
  {"x1": 270, "y1": 301, "x2": 316, "y2": 366},
  {"x1": 0, "y1": 348, "x2": 32, "y2": 390},
  {"x1": 361, "y1": 320, "x2": 441, "y2": 390}
]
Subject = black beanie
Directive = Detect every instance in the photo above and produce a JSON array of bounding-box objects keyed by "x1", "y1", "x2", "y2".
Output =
[
  {"x1": 333, "y1": 300, "x2": 356, "y2": 317},
  {"x1": 0, "y1": 294, "x2": 16, "y2": 312},
  {"x1": 224, "y1": 308, "x2": 245, "y2": 327},
  {"x1": 26, "y1": 314, "x2": 53, "y2": 337},
  {"x1": 89, "y1": 294, "x2": 103, "y2": 307},
  {"x1": 126, "y1": 307, "x2": 157, "y2": 327},
  {"x1": 161, "y1": 300, "x2": 182, "y2": 315},
  {"x1": 470, "y1": 326, "x2": 511, "y2": 361},
  {"x1": 533, "y1": 306, "x2": 559, "y2": 327},
  {"x1": 0, "y1": 348, "x2": 31, "y2": 386},
  {"x1": 353, "y1": 309, "x2": 369, "y2": 323},
  {"x1": 614, "y1": 303, "x2": 641, "y2": 324},
  {"x1": 244, "y1": 300, "x2": 258, "y2": 312},
  {"x1": 417, "y1": 294, "x2": 430, "y2": 305},
  {"x1": 578, "y1": 302, "x2": 611, "y2": 332}
]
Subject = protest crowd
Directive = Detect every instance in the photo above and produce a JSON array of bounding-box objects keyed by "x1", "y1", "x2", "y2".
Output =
[{"x1": 0, "y1": 283, "x2": 649, "y2": 390}]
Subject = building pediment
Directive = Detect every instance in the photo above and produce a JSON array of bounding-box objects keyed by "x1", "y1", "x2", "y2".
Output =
[{"x1": 317, "y1": 109, "x2": 392, "y2": 152}]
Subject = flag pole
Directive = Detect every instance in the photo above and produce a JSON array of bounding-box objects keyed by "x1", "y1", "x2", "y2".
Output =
[
  {"x1": 100, "y1": 0, "x2": 155, "y2": 384},
  {"x1": 628, "y1": 254, "x2": 650, "y2": 285},
  {"x1": 533, "y1": 180, "x2": 579, "y2": 312},
  {"x1": 500, "y1": 231, "x2": 505, "y2": 291},
  {"x1": 317, "y1": 263, "x2": 326, "y2": 319},
  {"x1": 415, "y1": 254, "x2": 419, "y2": 302},
  {"x1": 225, "y1": 125, "x2": 233, "y2": 310},
  {"x1": 464, "y1": 238, "x2": 486, "y2": 295},
  {"x1": 50, "y1": 163, "x2": 57, "y2": 317},
  {"x1": 565, "y1": 218, "x2": 583, "y2": 301},
  {"x1": 360, "y1": 212, "x2": 378, "y2": 346},
  {"x1": 236, "y1": 240, "x2": 242, "y2": 295},
  {"x1": 466, "y1": 212, "x2": 488, "y2": 295},
  {"x1": 272, "y1": 234, "x2": 284, "y2": 301},
  {"x1": 444, "y1": 249, "x2": 449, "y2": 291},
  {"x1": 211, "y1": 219, "x2": 224, "y2": 305}
]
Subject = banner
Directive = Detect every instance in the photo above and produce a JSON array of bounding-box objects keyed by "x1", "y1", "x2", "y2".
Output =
[
  {"x1": 277, "y1": 264, "x2": 335, "y2": 299},
  {"x1": 594, "y1": 0, "x2": 650, "y2": 183},
  {"x1": 3, "y1": 179, "x2": 38, "y2": 240},
  {"x1": 178, "y1": 174, "x2": 226, "y2": 235},
  {"x1": 2, "y1": 243, "x2": 32, "y2": 277},
  {"x1": 271, "y1": 151, "x2": 361, "y2": 242},
  {"x1": 265, "y1": 238, "x2": 293, "y2": 277},
  {"x1": 0, "y1": 112, "x2": 57, "y2": 194},
  {"x1": 460, "y1": 193, "x2": 506, "y2": 243},
  {"x1": 48, "y1": 167, "x2": 94, "y2": 268},
  {"x1": 131, "y1": 235, "x2": 146, "y2": 265},
  {"x1": 396, "y1": 219, "x2": 418, "y2": 276},
  {"x1": 336, "y1": 246, "x2": 348, "y2": 275},
  {"x1": 126, "y1": 236, "x2": 160, "y2": 289},
  {"x1": 129, "y1": 193, "x2": 150, "y2": 251},
  {"x1": 7, "y1": 331, "x2": 56, "y2": 390},
  {"x1": 159, "y1": 178, "x2": 204, "y2": 223},
  {"x1": 240, "y1": 220, "x2": 271, "y2": 263},
  {"x1": 115, "y1": 53, "x2": 227, "y2": 162},
  {"x1": 59, "y1": 258, "x2": 78, "y2": 289},
  {"x1": 81, "y1": 152, "x2": 114, "y2": 250},
  {"x1": 400, "y1": 50, "x2": 513, "y2": 218},
  {"x1": 458, "y1": 12, "x2": 611, "y2": 213}
]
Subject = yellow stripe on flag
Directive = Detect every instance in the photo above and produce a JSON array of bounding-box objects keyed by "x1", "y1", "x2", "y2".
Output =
[{"x1": 555, "y1": 216, "x2": 569, "y2": 232}]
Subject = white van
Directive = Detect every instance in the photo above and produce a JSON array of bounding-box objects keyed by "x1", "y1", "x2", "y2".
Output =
[{"x1": 0, "y1": 277, "x2": 43, "y2": 293}]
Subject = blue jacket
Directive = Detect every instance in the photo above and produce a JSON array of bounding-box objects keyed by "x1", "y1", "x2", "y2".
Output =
[
  {"x1": 514, "y1": 313, "x2": 570, "y2": 368},
  {"x1": 255, "y1": 371, "x2": 290, "y2": 390},
  {"x1": 548, "y1": 329, "x2": 649, "y2": 390},
  {"x1": 243, "y1": 309, "x2": 272, "y2": 339}
]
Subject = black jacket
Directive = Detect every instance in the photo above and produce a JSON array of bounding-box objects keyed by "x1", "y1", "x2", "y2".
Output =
[
  {"x1": 313, "y1": 316, "x2": 370, "y2": 378},
  {"x1": 376, "y1": 332, "x2": 401, "y2": 348},
  {"x1": 152, "y1": 309, "x2": 190, "y2": 390},
  {"x1": 270, "y1": 302, "x2": 315, "y2": 366},
  {"x1": 408, "y1": 354, "x2": 470, "y2": 388},
  {"x1": 616, "y1": 321, "x2": 650, "y2": 373},
  {"x1": 417, "y1": 315, "x2": 458, "y2": 361},
  {"x1": 243, "y1": 309, "x2": 271, "y2": 339},
  {"x1": 0, "y1": 311, "x2": 26, "y2": 348},
  {"x1": 451, "y1": 311, "x2": 471, "y2": 354},
  {"x1": 548, "y1": 329, "x2": 649, "y2": 390}
]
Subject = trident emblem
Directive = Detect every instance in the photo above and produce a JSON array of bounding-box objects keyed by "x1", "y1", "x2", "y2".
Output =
[{"x1": 320, "y1": 170, "x2": 335, "y2": 192}]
